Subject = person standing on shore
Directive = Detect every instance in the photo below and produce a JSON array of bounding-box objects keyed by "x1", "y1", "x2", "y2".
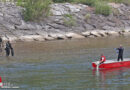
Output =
[
  {"x1": 116, "y1": 45, "x2": 124, "y2": 61},
  {"x1": 0, "y1": 36, "x2": 3, "y2": 56},
  {"x1": 5, "y1": 41, "x2": 14, "y2": 57}
]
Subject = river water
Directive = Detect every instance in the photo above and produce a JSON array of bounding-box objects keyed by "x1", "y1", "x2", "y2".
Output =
[{"x1": 0, "y1": 37, "x2": 130, "y2": 90}]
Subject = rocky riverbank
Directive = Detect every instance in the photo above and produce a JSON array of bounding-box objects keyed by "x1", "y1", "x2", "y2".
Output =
[{"x1": 0, "y1": 2, "x2": 130, "y2": 42}]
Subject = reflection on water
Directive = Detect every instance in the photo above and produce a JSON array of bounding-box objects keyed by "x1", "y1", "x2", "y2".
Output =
[
  {"x1": 0, "y1": 37, "x2": 130, "y2": 89},
  {"x1": 93, "y1": 67, "x2": 130, "y2": 90}
]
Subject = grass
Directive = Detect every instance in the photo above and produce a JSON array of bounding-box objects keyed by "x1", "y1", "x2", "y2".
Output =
[
  {"x1": 95, "y1": 1, "x2": 112, "y2": 16},
  {"x1": 23, "y1": 0, "x2": 52, "y2": 21},
  {"x1": 63, "y1": 14, "x2": 76, "y2": 27},
  {"x1": 84, "y1": 13, "x2": 91, "y2": 22}
]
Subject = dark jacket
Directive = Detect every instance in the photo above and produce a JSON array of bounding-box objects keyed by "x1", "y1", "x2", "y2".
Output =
[
  {"x1": 117, "y1": 47, "x2": 124, "y2": 56},
  {"x1": 0, "y1": 38, "x2": 2, "y2": 43},
  {"x1": 5, "y1": 42, "x2": 12, "y2": 50}
]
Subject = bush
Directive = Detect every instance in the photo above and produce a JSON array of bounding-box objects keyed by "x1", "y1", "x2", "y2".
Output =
[
  {"x1": 84, "y1": 13, "x2": 91, "y2": 22},
  {"x1": 84, "y1": 0, "x2": 96, "y2": 6},
  {"x1": 16, "y1": 0, "x2": 24, "y2": 6},
  {"x1": 23, "y1": 0, "x2": 51, "y2": 21},
  {"x1": 101, "y1": 0, "x2": 122, "y2": 3},
  {"x1": 95, "y1": 1, "x2": 111, "y2": 16},
  {"x1": 63, "y1": 14, "x2": 76, "y2": 27}
]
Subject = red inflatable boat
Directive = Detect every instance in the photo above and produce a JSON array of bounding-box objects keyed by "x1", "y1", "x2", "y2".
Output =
[{"x1": 92, "y1": 58, "x2": 130, "y2": 69}]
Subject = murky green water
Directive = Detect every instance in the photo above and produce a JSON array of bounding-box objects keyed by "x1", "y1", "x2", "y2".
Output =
[{"x1": 1, "y1": 37, "x2": 130, "y2": 90}]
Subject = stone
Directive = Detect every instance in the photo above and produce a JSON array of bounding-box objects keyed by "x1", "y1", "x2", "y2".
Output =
[
  {"x1": 108, "y1": 3, "x2": 121, "y2": 8},
  {"x1": 48, "y1": 23, "x2": 66, "y2": 29},
  {"x1": 36, "y1": 25, "x2": 42, "y2": 30},
  {"x1": 48, "y1": 33, "x2": 66, "y2": 40},
  {"x1": 32, "y1": 35, "x2": 45, "y2": 41},
  {"x1": 83, "y1": 24, "x2": 94, "y2": 30},
  {"x1": 15, "y1": 20, "x2": 28, "y2": 30},
  {"x1": 0, "y1": 12, "x2": 4, "y2": 16},
  {"x1": 3, "y1": 22, "x2": 15, "y2": 30},
  {"x1": 65, "y1": 32, "x2": 85, "y2": 39},
  {"x1": 57, "y1": 34, "x2": 66, "y2": 40},
  {"x1": 107, "y1": 31, "x2": 119, "y2": 36},
  {"x1": 51, "y1": 4, "x2": 68, "y2": 16},
  {"x1": 51, "y1": 3, "x2": 86, "y2": 16},
  {"x1": 19, "y1": 35, "x2": 44, "y2": 42},
  {"x1": 102, "y1": 25, "x2": 115, "y2": 30},
  {"x1": 27, "y1": 24, "x2": 37, "y2": 30},
  {"x1": 2, "y1": 36, "x2": 8, "y2": 41},
  {"x1": 44, "y1": 36, "x2": 55, "y2": 41},
  {"x1": 98, "y1": 30, "x2": 108, "y2": 37},
  {"x1": 64, "y1": 4, "x2": 81, "y2": 13},
  {"x1": 16, "y1": 21, "x2": 37, "y2": 30},
  {"x1": 19, "y1": 35, "x2": 34, "y2": 42},
  {"x1": 90, "y1": 31, "x2": 101, "y2": 37},
  {"x1": 81, "y1": 31, "x2": 91, "y2": 37},
  {"x1": 106, "y1": 21, "x2": 116, "y2": 27},
  {"x1": 7, "y1": 35, "x2": 17, "y2": 42}
]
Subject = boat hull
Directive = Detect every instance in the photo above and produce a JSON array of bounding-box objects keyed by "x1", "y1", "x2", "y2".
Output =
[{"x1": 92, "y1": 60, "x2": 130, "y2": 69}]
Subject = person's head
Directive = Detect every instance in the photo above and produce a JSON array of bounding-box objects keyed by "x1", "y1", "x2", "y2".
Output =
[
  {"x1": 7, "y1": 40, "x2": 10, "y2": 43},
  {"x1": 120, "y1": 44, "x2": 122, "y2": 48}
]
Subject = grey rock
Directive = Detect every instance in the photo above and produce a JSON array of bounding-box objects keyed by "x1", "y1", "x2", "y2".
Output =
[
  {"x1": 0, "y1": 12, "x2": 4, "y2": 16},
  {"x1": 16, "y1": 20, "x2": 37, "y2": 30},
  {"x1": 27, "y1": 24, "x2": 37, "y2": 30},
  {"x1": 102, "y1": 25, "x2": 115, "y2": 30},
  {"x1": 83, "y1": 24, "x2": 94, "y2": 30},
  {"x1": 51, "y1": 3, "x2": 87, "y2": 16},
  {"x1": 9, "y1": 18, "x2": 22, "y2": 25},
  {"x1": 106, "y1": 21, "x2": 116, "y2": 27},
  {"x1": 65, "y1": 32, "x2": 85, "y2": 39},
  {"x1": 36, "y1": 25, "x2": 42, "y2": 30},
  {"x1": 15, "y1": 20, "x2": 28, "y2": 30},
  {"x1": 47, "y1": 23, "x2": 67, "y2": 29}
]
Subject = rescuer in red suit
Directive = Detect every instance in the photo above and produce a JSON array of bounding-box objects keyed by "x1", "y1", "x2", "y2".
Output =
[{"x1": 100, "y1": 54, "x2": 106, "y2": 64}]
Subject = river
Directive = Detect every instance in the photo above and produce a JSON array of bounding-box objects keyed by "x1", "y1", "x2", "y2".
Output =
[{"x1": 0, "y1": 37, "x2": 130, "y2": 90}]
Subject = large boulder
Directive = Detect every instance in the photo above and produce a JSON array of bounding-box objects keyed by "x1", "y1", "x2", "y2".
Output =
[
  {"x1": 81, "y1": 31, "x2": 91, "y2": 37},
  {"x1": 98, "y1": 30, "x2": 108, "y2": 37},
  {"x1": 20, "y1": 35, "x2": 45, "y2": 41},
  {"x1": 65, "y1": 32, "x2": 85, "y2": 39},
  {"x1": 107, "y1": 31, "x2": 119, "y2": 36},
  {"x1": 90, "y1": 31, "x2": 101, "y2": 37},
  {"x1": 48, "y1": 33, "x2": 66, "y2": 40}
]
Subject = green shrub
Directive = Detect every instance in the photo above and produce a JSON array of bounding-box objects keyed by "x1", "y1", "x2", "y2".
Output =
[
  {"x1": 84, "y1": 0, "x2": 96, "y2": 6},
  {"x1": 95, "y1": 1, "x2": 111, "y2": 16},
  {"x1": 112, "y1": 8, "x2": 120, "y2": 16},
  {"x1": 84, "y1": 13, "x2": 91, "y2": 22},
  {"x1": 101, "y1": 0, "x2": 122, "y2": 3},
  {"x1": 16, "y1": 0, "x2": 24, "y2": 6},
  {"x1": 63, "y1": 14, "x2": 76, "y2": 27},
  {"x1": 23, "y1": 0, "x2": 52, "y2": 21}
]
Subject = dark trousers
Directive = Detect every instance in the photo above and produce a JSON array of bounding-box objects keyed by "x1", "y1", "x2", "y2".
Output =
[
  {"x1": 118, "y1": 55, "x2": 123, "y2": 61},
  {"x1": 100, "y1": 61, "x2": 105, "y2": 64},
  {"x1": 5, "y1": 48, "x2": 10, "y2": 56}
]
